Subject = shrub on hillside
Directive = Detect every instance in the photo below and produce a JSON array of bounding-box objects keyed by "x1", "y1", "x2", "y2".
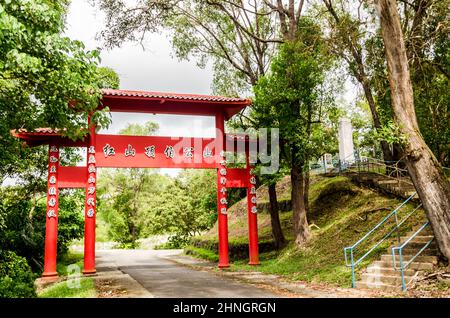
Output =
[
  {"x1": 0, "y1": 251, "x2": 37, "y2": 298},
  {"x1": 0, "y1": 188, "x2": 85, "y2": 271}
]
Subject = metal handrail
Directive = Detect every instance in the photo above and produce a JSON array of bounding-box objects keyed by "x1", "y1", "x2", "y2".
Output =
[
  {"x1": 391, "y1": 222, "x2": 434, "y2": 291},
  {"x1": 346, "y1": 156, "x2": 415, "y2": 189},
  {"x1": 343, "y1": 192, "x2": 419, "y2": 288}
]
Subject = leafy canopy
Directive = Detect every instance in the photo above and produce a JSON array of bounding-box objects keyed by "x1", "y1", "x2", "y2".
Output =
[{"x1": 0, "y1": 0, "x2": 112, "y2": 177}]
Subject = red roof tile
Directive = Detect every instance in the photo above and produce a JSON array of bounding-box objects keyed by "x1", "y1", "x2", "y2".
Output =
[{"x1": 101, "y1": 89, "x2": 250, "y2": 103}]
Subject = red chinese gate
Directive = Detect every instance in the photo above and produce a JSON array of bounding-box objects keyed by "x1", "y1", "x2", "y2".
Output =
[{"x1": 13, "y1": 89, "x2": 260, "y2": 279}]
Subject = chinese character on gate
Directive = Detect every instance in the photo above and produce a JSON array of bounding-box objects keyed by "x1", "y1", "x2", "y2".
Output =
[
  {"x1": 203, "y1": 147, "x2": 213, "y2": 158},
  {"x1": 48, "y1": 197, "x2": 57, "y2": 207},
  {"x1": 164, "y1": 145, "x2": 175, "y2": 159},
  {"x1": 103, "y1": 144, "x2": 115, "y2": 158},
  {"x1": 183, "y1": 147, "x2": 194, "y2": 158},
  {"x1": 48, "y1": 187, "x2": 57, "y2": 196},
  {"x1": 124, "y1": 144, "x2": 136, "y2": 157},
  {"x1": 145, "y1": 146, "x2": 156, "y2": 158},
  {"x1": 86, "y1": 198, "x2": 95, "y2": 206},
  {"x1": 47, "y1": 210, "x2": 56, "y2": 218}
]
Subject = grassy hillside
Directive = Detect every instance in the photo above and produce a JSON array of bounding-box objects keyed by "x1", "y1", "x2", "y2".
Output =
[{"x1": 185, "y1": 175, "x2": 428, "y2": 287}]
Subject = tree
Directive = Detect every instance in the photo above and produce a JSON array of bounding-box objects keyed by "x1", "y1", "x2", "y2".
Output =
[
  {"x1": 375, "y1": 0, "x2": 450, "y2": 260},
  {"x1": 97, "y1": 66, "x2": 120, "y2": 90},
  {"x1": 0, "y1": 0, "x2": 111, "y2": 179},
  {"x1": 253, "y1": 20, "x2": 335, "y2": 244},
  {"x1": 142, "y1": 171, "x2": 217, "y2": 247},
  {"x1": 319, "y1": 0, "x2": 403, "y2": 164},
  {"x1": 97, "y1": 121, "x2": 159, "y2": 247},
  {"x1": 365, "y1": 0, "x2": 450, "y2": 166}
]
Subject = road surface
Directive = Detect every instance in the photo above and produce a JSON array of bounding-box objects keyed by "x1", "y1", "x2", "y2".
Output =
[{"x1": 96, "y1": 249, "x2": 278, "y2": 298}]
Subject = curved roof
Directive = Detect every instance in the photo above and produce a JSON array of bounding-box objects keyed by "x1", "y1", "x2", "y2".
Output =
[{"x1": 101, "y1": 89, "x2": 251, "y2": 119}]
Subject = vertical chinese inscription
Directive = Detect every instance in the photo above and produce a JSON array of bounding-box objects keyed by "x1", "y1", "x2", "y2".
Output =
[
  {"x1": 47, "y1": 145, "x2": 59, "y2": 219},
  {"x1": 86, "y1": 146, "x2": 96, "y2": 218},
  {"x1": 218, "y1": 151, "x2": 228, "y2": 215},
  {"x1": 249, "y1": 168, "x2": 257, "y2": 214}
]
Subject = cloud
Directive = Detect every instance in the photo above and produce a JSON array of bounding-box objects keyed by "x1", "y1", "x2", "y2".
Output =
[{"x1": 65, "y1": 1, "x2": 217, "y2": 177}]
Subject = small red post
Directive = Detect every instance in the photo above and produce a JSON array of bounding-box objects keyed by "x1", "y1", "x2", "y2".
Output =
[
  {"x1": 216, "y1": 112, "x2": 229, "y2": 268},
  {"x1": 83, "y1": 120, "x2": 97, "y2": 275},
  {"x1": 42, "y1": 144, "x2": 60, "y2": 279},
  {"x1": 246, "y1": 149, "x2": 260, "y2": 265}
]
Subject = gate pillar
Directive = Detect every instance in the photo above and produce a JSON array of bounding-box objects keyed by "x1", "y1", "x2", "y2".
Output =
[
  {"x1": 83, "y1": 122, "x2": 97, "y2": 275},
  {"x1": 216, "y1": 113, "x2": 229, "y2": 268},
  {"x1": 42, "y1": 144, "x2": 60, "y2": 278},
  {"x1": 246, "y1": 151, "x2": 260, "y2": 265}
]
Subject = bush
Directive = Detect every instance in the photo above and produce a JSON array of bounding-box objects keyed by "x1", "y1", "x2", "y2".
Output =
[
  {"x1": 0, "y1": 251, "x2": 37, "y2": 298},
  {"x1": 0, "y1": 188, "x2": 85, "y2": 271}
]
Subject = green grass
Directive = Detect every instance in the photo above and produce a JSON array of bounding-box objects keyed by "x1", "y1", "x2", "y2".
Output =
[
  {"x1": 56, "y1": 251, "x2": 84, "y2": 276},
  {"x1": 38, "y1": 277, "x2": 96, "y2": 298},
  {"x1": 185, "y1": 246, "x2": 219, "y2": 262},
  {"x1": 186, "y1": 175, "x2": 427, "y2": 288},
  {"x1": 38, "y1": 251, "x2": 98, "y2": 298}
]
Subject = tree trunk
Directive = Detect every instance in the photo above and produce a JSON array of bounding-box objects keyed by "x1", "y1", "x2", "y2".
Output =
[
  {"x1": 376, "y1": 0, "x2": 450, "y2": 261},
  {"x1": 291, "y1": 163, "x2": 310, "y2": 245},
  {"x1": 268, "y1": 183, "x2": 286, "y2": 249}
]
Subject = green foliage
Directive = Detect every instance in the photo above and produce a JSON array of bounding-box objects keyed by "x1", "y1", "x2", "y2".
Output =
[
  {"x1": 97, "y1": 66, "x2": 120, "y2": 89},
  {"x1": 363, "y1": 1, "x2": 450, "y2": 165},
  {"x1": 0, "y1": 0, "x2": 114, "y2": 179},
  {"x1": 98, "y1": 168, "x2": 222, "y2": 248},
  {"x1": 97, "y1": 168, "x2": 160, "y2": 248},
  {"x1": 142, "y1": 170, "x2": 217, "y2": 248},
  {"x1": 118, "y1": 121, "x2": 159, "y2": 136},
  {"x1": 0, "y1": 187, "x2": 85, "y2": 271},
  {"x1": 252, "y1": 18, "x2": 336, "y2": 169},
  {"x1": 0, "y1": 250, "x2": 37, "y2": 298},
  {"x1": 373, "y1": 121, "x2": 408, "y2": 146}
]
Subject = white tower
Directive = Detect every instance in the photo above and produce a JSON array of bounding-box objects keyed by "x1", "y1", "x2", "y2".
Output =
[{"x1": 338, "y1": 117, "x2": 355, "y2": 163}]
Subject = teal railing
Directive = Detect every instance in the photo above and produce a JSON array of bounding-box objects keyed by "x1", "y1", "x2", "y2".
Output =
[
  {"x1": 391, "y1": 222, "x2": 434, "y2": 291},
  {"x1": 344, "y1": 192, "x2": 421, "y2": 288}
]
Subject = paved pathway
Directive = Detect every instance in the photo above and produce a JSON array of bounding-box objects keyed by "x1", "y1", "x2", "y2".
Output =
[{"x1": 96, "y1": 249, "x2": 279, "y2": 298}]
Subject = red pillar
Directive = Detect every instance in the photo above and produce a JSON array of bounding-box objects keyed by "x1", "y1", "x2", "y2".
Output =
[
  {"x1": 83, "y1": 122, "x2": 97, "y2": 275},
  {"x1": 246, "y1": 150, "x2": 260, "y2": 265},
  {"x1": 216, "y1": 112, "x2": 229, "y2": 268},
  {"x1": 42, "y1": 145, "x2": 60, "y2": 278}
]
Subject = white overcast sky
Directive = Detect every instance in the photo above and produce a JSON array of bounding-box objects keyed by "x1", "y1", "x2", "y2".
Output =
[
  {"x1": 64, "y1": 0, "x2": 219, "y2": 176},
  {"x1": 64, "y1": 0, "x2": 216, "y2": 139}
]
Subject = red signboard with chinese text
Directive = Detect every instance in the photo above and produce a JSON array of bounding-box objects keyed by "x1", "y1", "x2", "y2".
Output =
[{"x1": 95, "y1": 134, "x2": 219, "y2": 169}]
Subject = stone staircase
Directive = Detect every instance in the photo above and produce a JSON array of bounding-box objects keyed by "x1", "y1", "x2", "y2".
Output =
[
  {"x1": 347, "y1": 171, "x2": 418, "y2": 200},
  {"x1": 355, "y1": 226, "x2": 437, "y2": 291}
]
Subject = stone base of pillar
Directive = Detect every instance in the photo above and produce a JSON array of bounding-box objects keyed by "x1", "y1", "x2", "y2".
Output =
[
  {"x1": 82, "y1": 269, "x2": 97, "y2": 275},
  {"x1": 248, "y1": 261, "x2": 260, "y2": 266},
  {"x1": 41, "y1": 272, "x2": 58, "y2": 282}
]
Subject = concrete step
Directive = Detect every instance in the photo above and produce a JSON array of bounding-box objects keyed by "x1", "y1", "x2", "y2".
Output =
[
  {"x1": 361, "y1": 273, "x2": 415, "y2": 285},
  {"x1": 355, "y1": 281, "x2": 401, "y2": 292},
  {"x1": 392, "y1": 241, "x2": 436, "y2": 250},
  {"x1": 409, "y1": 228, "x2": 434, "y2": 235},
  {"x1": 376, "y1": 179, "x2": 399, "y2": 185},
  {"x1": 400, "y1": 235, "x2": 434, "y2": 243},
  {"x1": 365, "y1": 265, "x2": 415, "y2": 276},
  {"x1": 372, "y1": 260, "x2": 433, "y2": 271},
  {"x1": 381, "y1": 254, "x2": 438, "y2": 264},
  {"x1": 400, "y1": 248, "x2": 437, "y2": 256}
]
